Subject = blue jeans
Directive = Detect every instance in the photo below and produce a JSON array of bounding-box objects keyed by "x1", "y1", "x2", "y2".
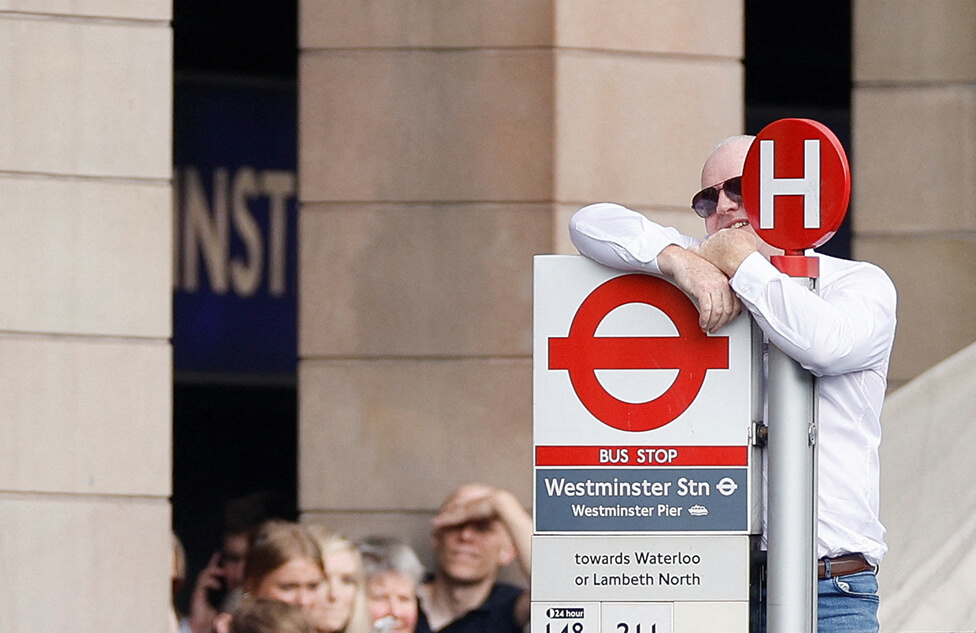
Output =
[
  {"x1": 752, "y1": 569, "x2": 880, "y2": 633},
  {"x1": 817, "y1": 571, "x2": 880, "y2": 633}
]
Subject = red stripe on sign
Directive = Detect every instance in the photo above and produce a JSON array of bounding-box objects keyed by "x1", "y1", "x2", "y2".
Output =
[{"x1": 535, "y1": 445, "x2": 748, "y2": 467}]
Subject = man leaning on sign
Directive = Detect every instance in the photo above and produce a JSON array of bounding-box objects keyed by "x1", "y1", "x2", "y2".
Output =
[{"x1": 568, "y1": 135, "x2": 897, "y2": 633}]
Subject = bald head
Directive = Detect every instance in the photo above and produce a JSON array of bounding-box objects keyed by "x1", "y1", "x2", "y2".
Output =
[{"x1": 701, "y1": 135, "x2": 754, "y2": 190}]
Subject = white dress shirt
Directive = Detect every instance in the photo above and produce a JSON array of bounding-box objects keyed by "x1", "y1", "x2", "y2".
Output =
[{"x1": 569, "y1": 203, "x2": 898, "y2": 565}]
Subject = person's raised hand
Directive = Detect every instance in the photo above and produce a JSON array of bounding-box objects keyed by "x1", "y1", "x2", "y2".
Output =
[
  {"x1": 657, "y1": 245, "x2": 741, "y2": 334},
  {"x1": 431, "y1": 484, "x2": 498, "y2": 531}
]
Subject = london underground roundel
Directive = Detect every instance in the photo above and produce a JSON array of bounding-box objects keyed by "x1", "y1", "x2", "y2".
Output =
[{"x1": 547, "y1": 274, "x2": 729, "y2": 432}]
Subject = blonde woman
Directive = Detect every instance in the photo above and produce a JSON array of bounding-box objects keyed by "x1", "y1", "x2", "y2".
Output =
[
  {"x1": 306, "y1": 525, "x2": 372, "y2": 633},
  {"x1": 214, "y1": 521, "x2": 325, "y2": 633}
]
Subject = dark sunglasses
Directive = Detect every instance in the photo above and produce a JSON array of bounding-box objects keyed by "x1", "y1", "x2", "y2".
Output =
[{"x1": 691, "y1": 176, "x2": 742, "y2": 218}]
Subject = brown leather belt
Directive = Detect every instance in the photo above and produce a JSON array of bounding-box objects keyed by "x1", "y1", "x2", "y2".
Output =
[{"x1": 818, "y1": 553, "x2": 875, "y2": 579}]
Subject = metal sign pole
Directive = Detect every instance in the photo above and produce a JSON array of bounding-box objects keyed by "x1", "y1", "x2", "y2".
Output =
[
  {"x1": 765, "y1": 268, "x2": 818, "y2": 633},
  {"x1": 741, "y1": 119, "x2": 851, "y2": 633}
]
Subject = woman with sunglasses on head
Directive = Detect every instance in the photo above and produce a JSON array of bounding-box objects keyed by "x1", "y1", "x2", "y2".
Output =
[{"x1": 569, "y1": 134, "x2": 896, "y2": 633}]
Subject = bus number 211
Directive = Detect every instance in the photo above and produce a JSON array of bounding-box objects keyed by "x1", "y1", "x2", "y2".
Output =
[{"x1": 618, "y1": 623, "x2": 656, "y2": 633}]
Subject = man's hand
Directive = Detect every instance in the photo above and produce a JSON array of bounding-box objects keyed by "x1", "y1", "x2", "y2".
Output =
[
  {"x1": 695, "y1": 228, "x2": 759, "y2": 278},
  {"x1": 657, "y1": 245, "x2": 741, "y2": 333},
  {"x1": 431, "y1": 483, "x2": 498, "y2": 531},
  {"x1": 432, "y1": 485, "x2": 529, "y2": 539}
]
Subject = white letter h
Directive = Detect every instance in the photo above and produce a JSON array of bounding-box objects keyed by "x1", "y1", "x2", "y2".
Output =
[{"x1": 759, "y1": 139, "x2": 821, "y2": 230}]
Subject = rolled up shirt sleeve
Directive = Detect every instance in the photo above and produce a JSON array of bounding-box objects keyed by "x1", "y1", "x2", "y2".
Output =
[
  {"x1": 569, "y1": 203, "x2": 698, "y2": 275},
  {"x1": 730, "y1": 252, "x2": 898, "y2": 377}
]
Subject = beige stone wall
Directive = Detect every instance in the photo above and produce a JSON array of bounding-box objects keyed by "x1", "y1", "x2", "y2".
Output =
[
  {"x1": 297, "y1": 0, "x2": 743, "y2": 566},
  {"x1": 854, "y1": 2, "x2": 976, "y2": 630},
  {"x1": 852, "y1": 0, "x2": 976, "y2": 390},
  {"x1": 0, "y1": 2, "x2": 173, "y2": 631}
]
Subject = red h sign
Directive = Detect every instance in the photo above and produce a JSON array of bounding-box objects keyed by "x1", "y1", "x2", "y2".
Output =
[{"x1": 741, "y1": 119, "x2": 850, "y2": 254}]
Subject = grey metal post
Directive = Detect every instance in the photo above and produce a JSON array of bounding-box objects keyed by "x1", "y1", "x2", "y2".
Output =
[{"x1": 766, "y1": 274, "x2": 818, "y2": 633}]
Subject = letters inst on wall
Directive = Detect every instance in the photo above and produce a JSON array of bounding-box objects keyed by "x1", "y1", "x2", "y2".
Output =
[{"x1": 173, "y1": 79, "x2": 298, "y2": 378}]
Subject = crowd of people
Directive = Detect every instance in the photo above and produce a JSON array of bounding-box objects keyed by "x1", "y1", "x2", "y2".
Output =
[{"x1": 170, "y1": 484, "x2": 532, "y2": 633}]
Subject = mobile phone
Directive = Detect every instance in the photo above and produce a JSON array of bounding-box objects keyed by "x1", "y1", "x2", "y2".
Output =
[
  {"x1": 374, "y1": 616, "x2": 397, "y2": 633},
  {"x1": 207, "y1": 551, "x2": 229, "y2": 610}
]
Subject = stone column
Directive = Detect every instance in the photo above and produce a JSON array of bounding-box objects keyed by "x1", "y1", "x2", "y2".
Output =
[
  {"x1": 297, "y1": 0, "x2": 743, "y2": 567},
  {"x1": 0, "y1": 3, "x2": 173, "y2": 631},
  {"x1": 854, "y1": 3, "x2": 976, "y2": 631},
  {"x1": 852, "y1": 0, "x2": 976, "y2": 390}
]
